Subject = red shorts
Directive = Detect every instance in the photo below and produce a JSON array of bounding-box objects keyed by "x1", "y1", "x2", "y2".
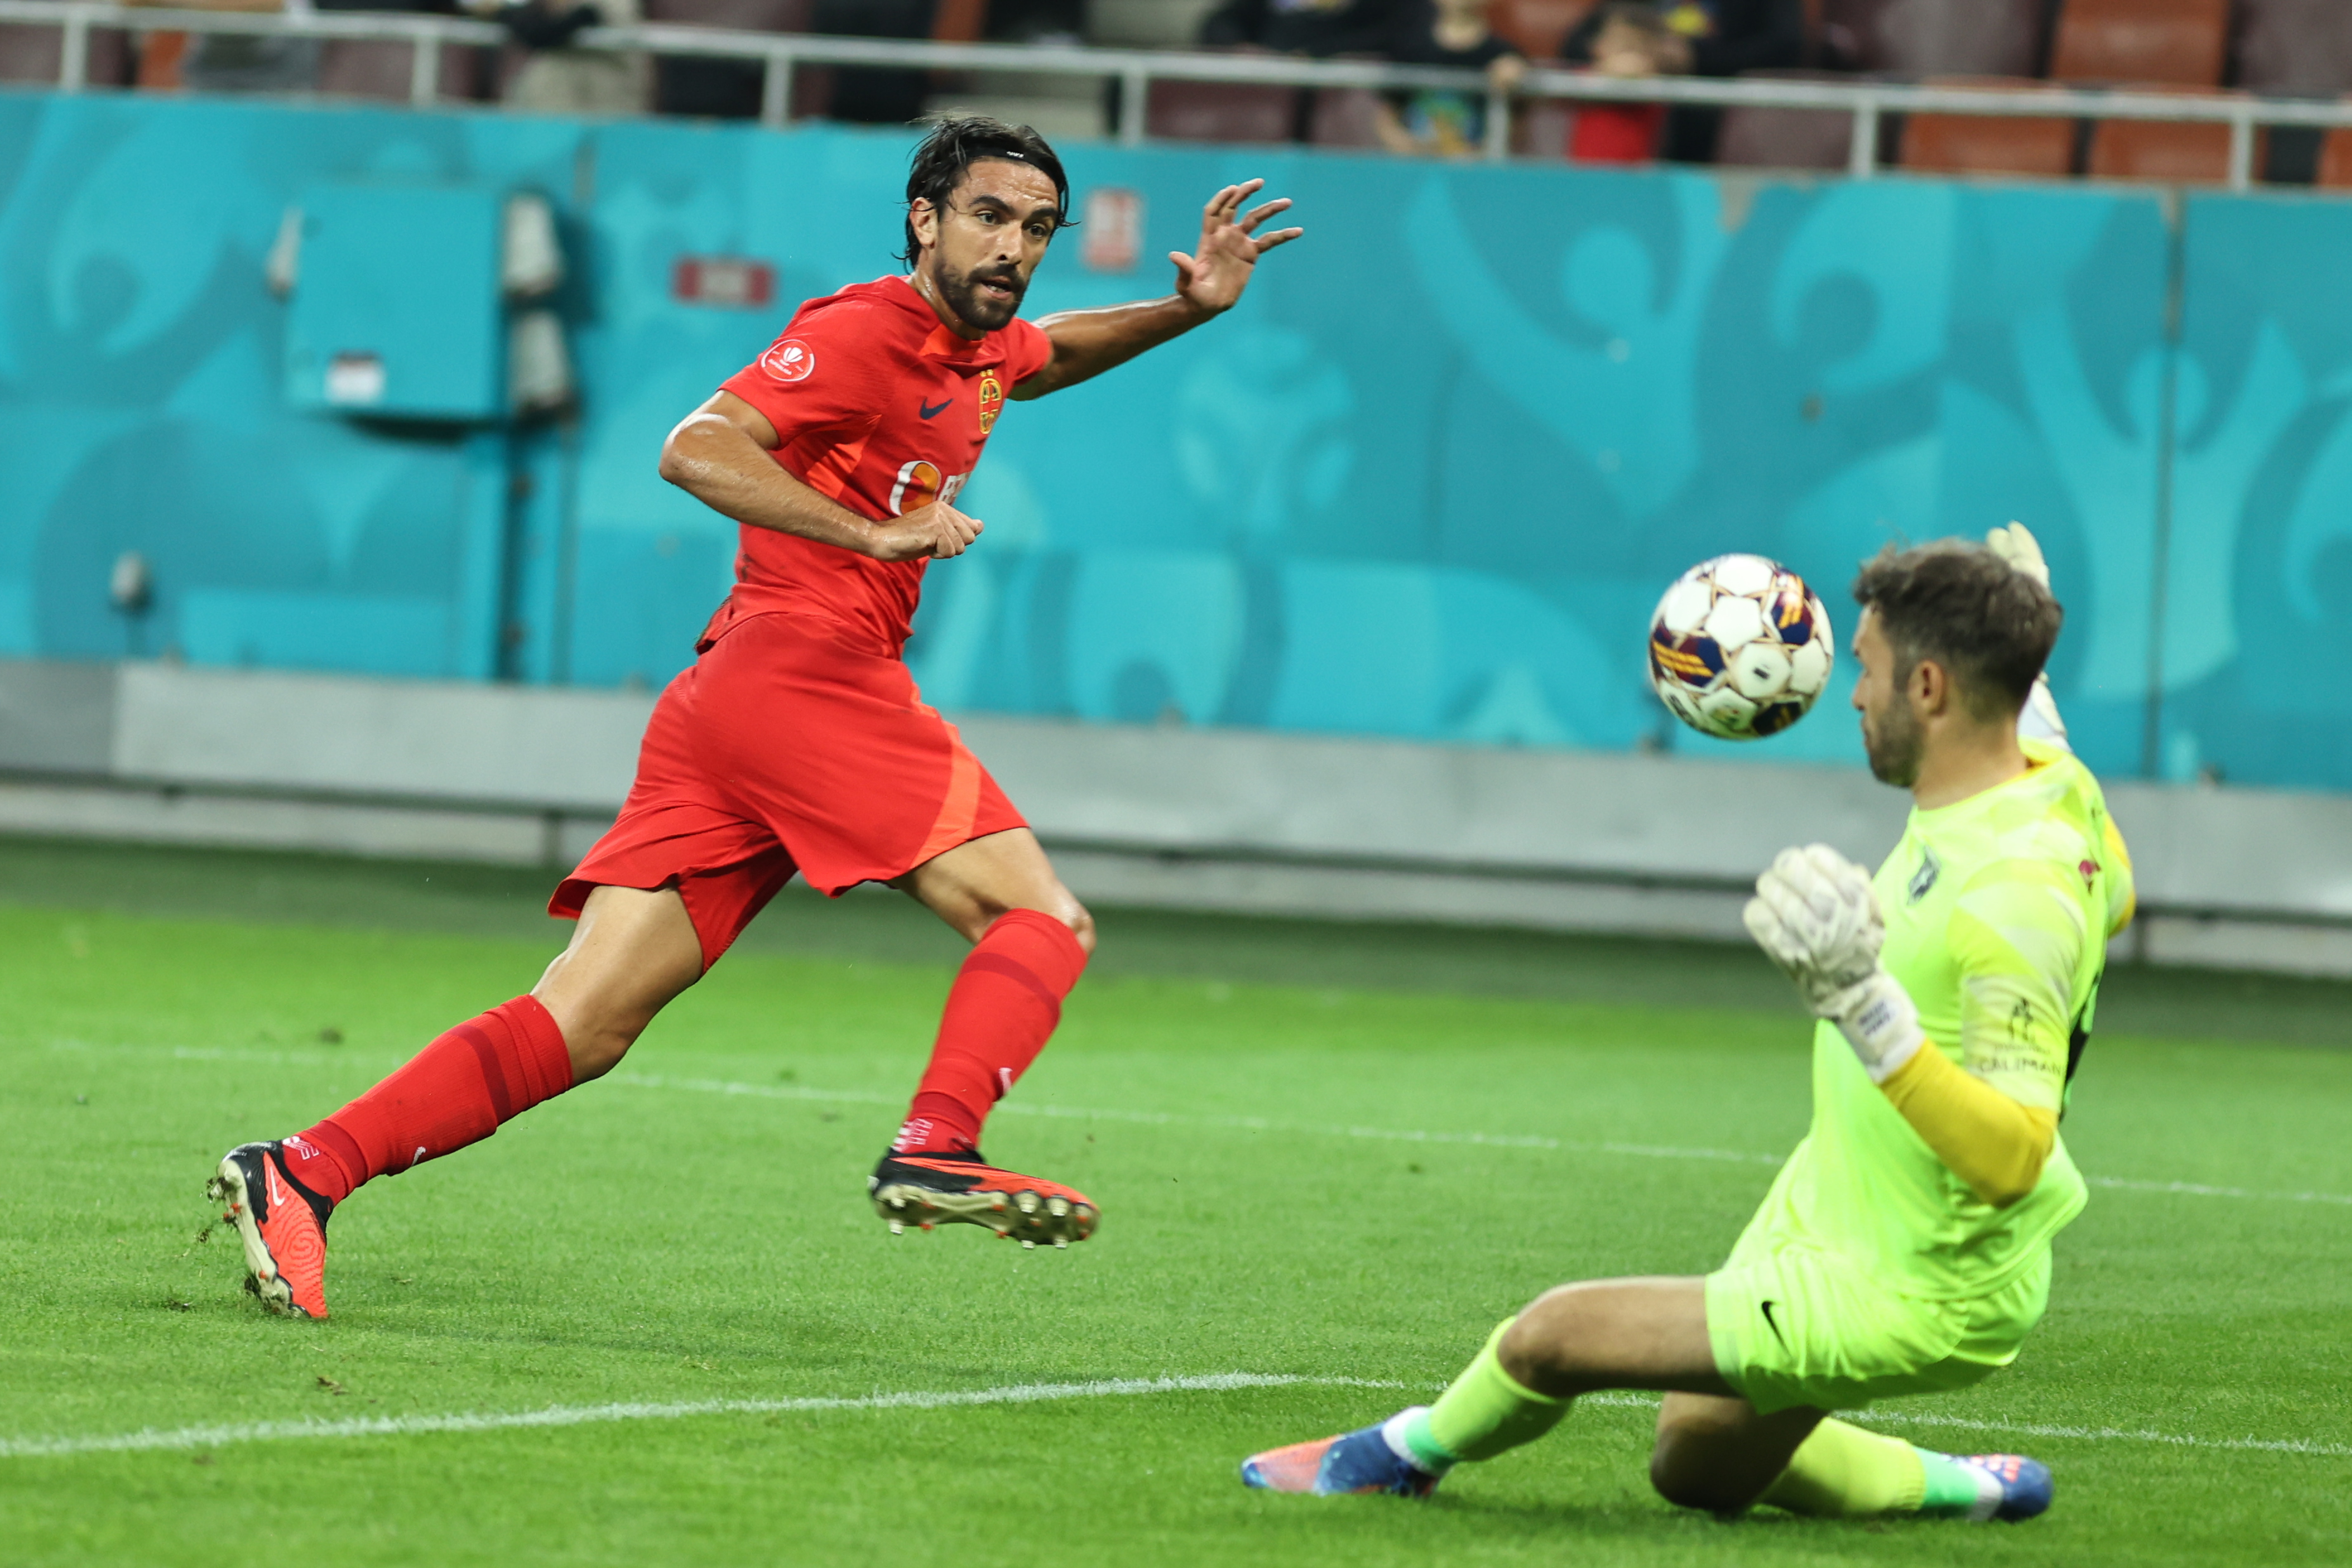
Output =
[{"x1": 551, "y1": 612, "x2": 1025, "y2": 967}]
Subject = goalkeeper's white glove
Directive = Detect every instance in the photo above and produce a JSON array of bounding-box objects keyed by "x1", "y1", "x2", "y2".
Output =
[
  {"x1": 1986, "y1": 521, "x2": 2069, "y2": 749},
  {"x1": 1743, "y1": 844, "x2": 1925, "y2": 1083}
]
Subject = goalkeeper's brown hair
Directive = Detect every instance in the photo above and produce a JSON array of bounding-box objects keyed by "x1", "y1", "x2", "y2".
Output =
[{"x1": 1851, "y1": 541, "x2": 2062, "y2": 721}]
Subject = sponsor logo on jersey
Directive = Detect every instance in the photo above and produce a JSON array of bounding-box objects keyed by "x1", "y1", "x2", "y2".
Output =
[
  {"x1": 889, "y1": 460, "x2": 969, "y2": 516},
  {"x1": 976, "y1": 369, "x2": 1004, "y2": 435},
  {"x1": 761, "y1": 338, "x2": 816, "y2": 382},
  {"x1": 1907, "y1": 845, "x2": 1940, "y2": 904}
]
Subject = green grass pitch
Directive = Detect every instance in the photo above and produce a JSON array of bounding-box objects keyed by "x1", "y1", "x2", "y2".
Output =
[{"x1": 2, "y1": 837, "x2": 2348, "y2": 1566}]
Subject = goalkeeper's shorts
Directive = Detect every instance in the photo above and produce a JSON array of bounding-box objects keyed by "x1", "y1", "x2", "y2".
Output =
[{"x1": 1704, "y1": 1237, "x2": 2052, "y2": 1416}]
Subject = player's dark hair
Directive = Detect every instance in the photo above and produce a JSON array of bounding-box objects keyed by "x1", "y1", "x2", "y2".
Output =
[
  {"x1": 1852, "y1": 541, "x2": 2062, "y2": 721},
  {"x1": 900, "y1": 116, "x2": 1071, "y2": 266}
]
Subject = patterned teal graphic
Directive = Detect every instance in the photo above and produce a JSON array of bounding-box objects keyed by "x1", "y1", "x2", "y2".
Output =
[{"x1": 0, "y1": 92, "x2": 2344, "y2": 789}]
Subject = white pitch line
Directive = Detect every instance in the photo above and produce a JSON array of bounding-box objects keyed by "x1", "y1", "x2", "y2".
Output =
[
  {"x1": 2085, "y1": 1174, "x2": 2352, "y2": 1208},
  {"x1": 1851, "y1": 1407, "x2": 2352, "y2": 1459},
  {"x1": 612, "y1": 1074, "x2": 1783, "y2": 1168},
  {"x1": 0, "y1": 1373, "x2": 1405, "y2": 1461},
  {"x1": 612, "y1": 1073, "x2": 2352, "y2": 1204},
  {"x1": 14, "y1": 1375, "x2": 2344, "y2": 1467},
  {"x1": 1566, "y1": 1395, "x2": 2350, "y2": 1460}
]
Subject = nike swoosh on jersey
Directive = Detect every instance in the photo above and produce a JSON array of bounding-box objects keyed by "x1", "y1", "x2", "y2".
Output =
[
  {"x1": 1759, "y1": 1299, "x2": 1789, "y2": 1350},
  {"x1": 919, "y1": 397, "x2": 953, "y2": 419}
]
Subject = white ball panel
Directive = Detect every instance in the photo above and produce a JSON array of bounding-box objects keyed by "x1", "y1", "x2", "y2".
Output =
[
  {"x1": 1729, "y1": 641, "x2": 1793, "y2": 699},
  {"x1": 1701, "y1": 595, "x2": 1769, "y2": 650},
  {"x1": 1710, "y1": 553, "x2": 1777, "y2": 597},
  {"x1": 1657, "y1": 577, "x2": 1713, "y2": 635},
  {"x1": 1696, "y1": 685, "x2": 1760, "y2": 735},
  {"x1": 1788, "y1": 638, "x2": 1831, "y2": 696}
]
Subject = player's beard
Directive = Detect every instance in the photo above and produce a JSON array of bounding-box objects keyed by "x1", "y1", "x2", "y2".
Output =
[
  {"x1": 935, "y1": 259, "x2": 1027, "y2": 332},
  {"x1": 1861, "y1": 690, "x2": 1925, "y2": 788}
]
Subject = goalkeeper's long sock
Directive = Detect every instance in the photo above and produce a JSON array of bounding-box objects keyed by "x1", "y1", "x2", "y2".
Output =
[
  {"x1": 1393, "y1": 1319, "x2": 1572, "y2": 1474},
  {"x1": 893, "y1": 909, "x2": 1088, "y2": 1155},
  {"x1": 281, "y1": 996, "x2": 574, "y2": 1203},
  {"x1": 1757, "y1": 1418, "x2": 1929, "y2": 1516}
]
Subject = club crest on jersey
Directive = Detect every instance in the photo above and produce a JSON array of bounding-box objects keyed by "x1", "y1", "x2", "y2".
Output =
[
  {"x1": 762, "y1": 338, "x2": 815, "y2": 383},
  {"x1": 1907, "y1": 846, "x2": 1941, "y2": 904},
  {"x1": 976, "y1": 369, "x2": 1003, "y2": 435},
  {"x1": 2078, "y1": 858, "x2": 2099, "y2": 888}
]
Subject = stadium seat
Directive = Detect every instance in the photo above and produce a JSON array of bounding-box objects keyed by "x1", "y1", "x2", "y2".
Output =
[
  {"x1": 2234, "y1": 0, "x2": 2352, "y2": 96},
  {"x1": 2086, "y1": 115, "x2": 2247, "y2": 183},
  {"x1": 1567, "y1": 102, "x2": 1664, "y2": 163},
  {"x1": 1714, "y1": 68, "x2": 1854, "y2": 171},
  {"x1": 0, "y1": 21, "x2": 129, "y2": 85},
  {"x1": 2050, "y1": 0, "x2": 2228, "y2": 87},
  {"x1": 1900, "y1": 77, "x2": 2076, "y2": 177},
  {"x1": 1820, "y1": 0, "x2": 2048, "y2": 78},
  {"x1": 314, "y1": 42, "x2": 490, "y2": 103},
  {"x1": 1145, "y1": 79, "x2": 1300, "y2": 144},
  {"x1": 1488, "y1": 0, "x2": 1595, "y2": 61},
  {"x1": 1307, "y1": 87, "x2": 1387, "y2": 149},
  {"x1": 2319, "y1": 126, "x2": 2352, "y2": 187}
]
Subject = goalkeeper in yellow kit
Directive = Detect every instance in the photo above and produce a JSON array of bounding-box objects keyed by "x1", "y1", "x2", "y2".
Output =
[{"x1": 1241, "y1": 527, "x2": 2134, "y2": 1523}]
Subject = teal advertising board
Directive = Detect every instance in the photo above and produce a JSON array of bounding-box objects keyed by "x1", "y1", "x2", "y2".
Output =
[{"x1": 0, "y1": 91, "x2": 2340, "y2": 789}]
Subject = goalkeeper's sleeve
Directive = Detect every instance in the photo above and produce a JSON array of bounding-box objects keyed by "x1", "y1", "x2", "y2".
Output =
[{"x1": 1877, "y1": 1045, "x2": 2057, "y2": 1207}]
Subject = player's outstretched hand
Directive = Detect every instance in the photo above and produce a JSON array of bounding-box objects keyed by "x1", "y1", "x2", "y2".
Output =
[
  {"x1": 1745, "y1": 845, "x2": 1923, "y2": 1083},
  {"x1": 869, "y1": 500, "x2": 982, "y2": 562},
  {"x1": 1170, "y1": 178, "x2": 1304, "y2": 316}
]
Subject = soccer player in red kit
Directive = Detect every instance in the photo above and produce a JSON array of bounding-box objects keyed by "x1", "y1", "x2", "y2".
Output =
[{"x1": 207, "y1": 117, "x2": 1303, "y2": 1316}]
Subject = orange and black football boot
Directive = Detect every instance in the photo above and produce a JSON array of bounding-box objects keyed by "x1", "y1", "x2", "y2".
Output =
[
  {"x1": 869, "y1": 1149, "x2": 1098, "y2": 1248},
  {"x1": 207, "y1": 1141, "x2": 333, "y2": 1318}
]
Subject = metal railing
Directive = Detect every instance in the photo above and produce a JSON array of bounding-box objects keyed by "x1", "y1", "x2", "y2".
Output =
[{"x1": 7, "y1": 0, "x2": 2352, "y2": 188}]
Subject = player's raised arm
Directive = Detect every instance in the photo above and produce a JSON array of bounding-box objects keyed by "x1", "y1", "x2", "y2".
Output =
[
  {"x1": 658, "y1": 391, "x2": 982, "y2": 563},
  {"x1": 1011, "y1": 179, "x2": 1304, "y2": 401},
  {"x1": 1986, "y1": 524, "x2": 2073, "y2": 751}
]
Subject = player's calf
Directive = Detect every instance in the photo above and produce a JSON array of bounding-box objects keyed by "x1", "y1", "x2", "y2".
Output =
[{"x1": 207, "y1": 1141, "x2": 334, "y2": 1319}]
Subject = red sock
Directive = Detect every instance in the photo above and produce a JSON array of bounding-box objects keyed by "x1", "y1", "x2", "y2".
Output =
[
  {"x1": 281, "y1": 996, "x2": 574, "y2": 1204},
  {"x1": 894, "y1": 909, "x2": 1088, "y2": 1155}
]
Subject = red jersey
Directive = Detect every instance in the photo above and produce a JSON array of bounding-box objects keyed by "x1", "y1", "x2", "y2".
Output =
[{"x1": 714, "y1": 275, "x2": 1053, "y2": 656}]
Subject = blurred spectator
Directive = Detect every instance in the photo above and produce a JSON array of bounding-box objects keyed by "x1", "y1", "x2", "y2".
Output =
[
  {"x1": 469, "y1": 0, "x2": 649, "y2": 113},
  {"x1": 1565, "y1": 0, "x2": 1801, "y2": 161},
  {"x1": 131, "y1": 0, "x2": 320, "y2": 92},
  {"x1": 1557, "y1": 2, "x2": 1683, "y2": 162},
  {"x1": 1197, "y1": 0, "x2": 1400, "y2": 59},
  {"x1": 1375, "y1": 0, "x2": 1524, "y2": 157}
]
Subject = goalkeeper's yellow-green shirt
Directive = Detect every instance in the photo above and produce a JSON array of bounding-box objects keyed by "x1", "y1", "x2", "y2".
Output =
[{"x1": 1743, "y1": 739, "x2": 2135, "y2": 1301}]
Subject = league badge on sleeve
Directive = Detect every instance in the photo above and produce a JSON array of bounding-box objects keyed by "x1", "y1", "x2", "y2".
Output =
[
  {"x1": 977, "y1": 369, "x2": 1003, "y2": 434},
  {"x1": 762, "y1": 339, "x2": 816, "y2": 383}
]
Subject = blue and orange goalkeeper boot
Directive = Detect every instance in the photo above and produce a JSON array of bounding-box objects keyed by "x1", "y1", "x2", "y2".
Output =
[
  {"x1": 207, "y1": 1141, "x2": 333, "y2": 1318},
  {"x1": 869, "y1": 1149, "x2": 1097, "y2": 1248},
  {"x1": 1930, "y1": 1451, "x2": 2055, "y2": 1521},
  {"x1": 1241, "y1": 1411, "x2": 1443, "y2": 1498}
]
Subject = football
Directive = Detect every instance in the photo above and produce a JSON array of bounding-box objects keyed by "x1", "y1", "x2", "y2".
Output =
[{"x1": 1646, "y1": 554, "x2": 1835, "y2": 740}]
